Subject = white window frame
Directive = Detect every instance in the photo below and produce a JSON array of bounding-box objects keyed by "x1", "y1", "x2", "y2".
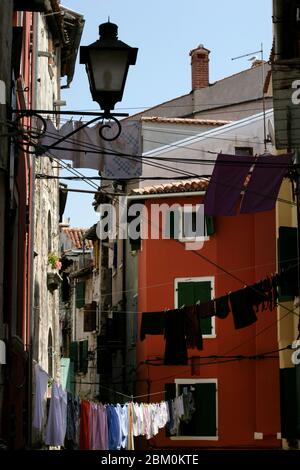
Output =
[
  {"x1": 174, "y1": 276, "x2": 216, "y2": 338},
  {"x1": 170, "y1": 378, "x2": 218, "y2": 441},
  {"x1": 178, "y1": 205, "x2": 210, "y2": 243}
]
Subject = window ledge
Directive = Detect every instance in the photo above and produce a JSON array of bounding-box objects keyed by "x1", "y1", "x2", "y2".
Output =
[{"x1": 178, "y1": 236, "x2": 210, "y2": 242}]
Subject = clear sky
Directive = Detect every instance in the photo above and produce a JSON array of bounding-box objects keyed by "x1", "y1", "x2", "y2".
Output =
[{"x1": 60, "y1": 0, "x2": 273, "y2": 228}]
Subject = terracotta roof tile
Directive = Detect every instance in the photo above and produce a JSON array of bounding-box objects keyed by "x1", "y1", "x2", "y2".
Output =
[
  {"x1": 141, "y1": 117, "x2": 231, "y2": 126},
  {"x1": 62, "y1": 227, "x2": 93, "y2": 249},
  {"x1": 130, "y1": 178, "x2": 209, "y2": 196}
]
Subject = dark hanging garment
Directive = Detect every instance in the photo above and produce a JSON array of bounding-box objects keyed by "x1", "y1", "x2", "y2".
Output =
[
  {"x1": 229, "y1": 288, "x2": 258, "y2": 329},
  {"x1": 164, "y1": 309, "x2": 188, "y2": 365},
  {"x1": 66, "y1": 392, "x2": 80, "y2": 447},
  {"x1": 184, "y1": 305, "x2": 203, "y2": 350},
  {"x1": 204, "y1": 153, "x2": 253, "y2": 216},
  {"x1": 198, "y1": 300, "x2": 215, "y2": 318},
  {"x1": 240, "y1": 154, "x2": 292, "y2": 213},
  {"x1": 262, "y1": 277, "x2": 273, "y2": 310},
  {"x1": 215, "y1": 295, "x2": 230, "y2": 319},
  {"x1": 247, "y1": 281, "x2": 267, "y2": 312},
  {"x1": 140, "y1": 311, "x2": 165, "y2": 341}
]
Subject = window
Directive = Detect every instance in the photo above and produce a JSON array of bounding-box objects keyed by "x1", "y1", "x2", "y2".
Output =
[
  {"x1": 167, "y1": 207, "x2": 214, "y2": 241},
  {"x1": 70, "y1": 340, "x2": 88, "y2": 374},
  {"x1": 165, "y1": 379, "x2": 218, "y2": 440},
  {"x1": 278, "y1": 226, "x2": 298, "y2": 300},
  {"x1": 175, "y1": 277, "x2": 215, "y2": 336},
  {"x1": 76, "y1": 281, "x2": 85, "y2": 309},
  {"x1": 235, "y1": 147, "x2": 253, "y2": 156},
  {"x1": 84, "y1": 302, "x2": 97, "y2": 332}
]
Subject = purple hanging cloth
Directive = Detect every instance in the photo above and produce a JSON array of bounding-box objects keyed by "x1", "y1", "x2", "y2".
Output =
[
  {"x1": 240, "y1": 154, "x2": 292, "y2": 213},
  {"x1": 204, "y1": 154, "x2": 254, "y2": 216}
]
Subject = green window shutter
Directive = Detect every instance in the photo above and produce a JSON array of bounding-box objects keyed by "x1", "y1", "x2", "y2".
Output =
[
  {"x1": 76, "y1": 281, "x2": 85, "y2": 309},
  {"x1": 79, "y1": 340, "x2": 88, "y2": 374},
  {"x1": 205, "y1": 216, "x2": 215, "y2": 236},
  {"x1": 70, "y1": 341, "x2": 78, "y2": 373},
  {"x1": 177, "y1": 280, "x2": 212, "y2": 335},
  {"x1": 84, "y1": 302, "x2": 97, "y2": 332},
  {"x1": 194, "y1": 382, "x2": 217, "y2": 436},
  {"x1": 69, "y1": 361, "x2": 75, "y2": 395},
  {"x1": 278, "y1": 226, "x2": 298, "y2": 300},
  {"x1": 194, "y1": 281, "x2": 213, "y2": 335}
]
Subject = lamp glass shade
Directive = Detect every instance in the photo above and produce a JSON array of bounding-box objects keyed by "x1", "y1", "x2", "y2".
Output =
[{"x1": 89, "y1": 49, "x2": 129, "y2": 92}]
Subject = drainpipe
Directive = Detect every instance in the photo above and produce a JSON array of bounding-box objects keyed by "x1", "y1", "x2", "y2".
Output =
[
  {"x1": 27, "y1": 11, "x2": 39, "y2": 449},
  {"x1": 122, "y1": 236, "x2": 127, "y2": 394}
]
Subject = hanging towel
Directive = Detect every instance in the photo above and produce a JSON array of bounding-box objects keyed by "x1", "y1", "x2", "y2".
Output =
[
  {"x1": 240, "y1": 154, "x2": 292, "y2": 213},
  {"x1": 204, "y1": 153, "x2": 254, "y2": 215},
  {"x1": 140, "y1": 311, "x2": 165, "y2": 341},
  {"x1": 229, "y1": 288, "x2": 258, "y2": 329}
]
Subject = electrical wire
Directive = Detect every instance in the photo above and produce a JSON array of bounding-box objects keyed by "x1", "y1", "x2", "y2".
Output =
[{"x1": 7, "y1": 117, "x2": 295, "y2": 166}]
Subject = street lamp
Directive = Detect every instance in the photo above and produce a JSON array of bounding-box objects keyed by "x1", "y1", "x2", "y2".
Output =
[
  {"x1": 80, "y1": 21, "x2": 138, "y2": 117},
  {"x1": 11, "y1": 21, "x2": 138, "y2": 152}
]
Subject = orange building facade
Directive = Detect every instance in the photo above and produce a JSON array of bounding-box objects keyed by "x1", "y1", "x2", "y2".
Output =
[{"x1": 136, "y1": 192, "x2": 280, "y2": 449}]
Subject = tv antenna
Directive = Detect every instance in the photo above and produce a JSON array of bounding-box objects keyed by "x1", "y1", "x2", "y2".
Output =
[{"x1": 231, "y1": 44, "x2": 268, "y2": 151}]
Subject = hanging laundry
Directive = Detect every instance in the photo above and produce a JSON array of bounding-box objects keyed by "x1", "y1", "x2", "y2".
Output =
[
  {"x1": 198, "y1": 300, "x2": 215, "y2": 318},
  {"x1": 38, "y1": 119, "x2": 142, "y2": 177},
  {"x1": 229, "y1": 288, "x2": 258, "y2": 329},
  {"x1": 169, "y1": 395, "x2": 185, "y2": 435},
  {"x1": 182, "y1": 389, "x2": 196, "y2": 423},
  {"x1": 140, "y1": 311, "x2": 165, "y2": 340},
  {"x1": 79, "y1": 400, "x2": 91, "y2": 450},
  {"x1": 115, "y1": 404, "x2": 129, "y2": 449},
  {"x1": 247, "y1": 281, "x2": 267, "y2": 312},
  {"x1": 102, "y1": 120, "x2": 142, "y2": 179},
  {"x1": 164, "y1": 309, "x2": 188, "y2": 365},
  {"x1": 98, "y1": 403, "x2": 109, "y2": 450},
  {"x1": 215, "y1": 295, "x2": 230, "y2": 319},
  {"x1": 32, "y1": 364, "x2": 49, "y2": 431},
  {"x1": 203, "y1": 153, "x2": 254, "y2": 216},
  {"x1": 240, "y1": 154, "x2": 292, "y2": 213},
  {"x1": 184, "y1": 305, "x2": 203, "y2": 350},
  {"x1": 127, "y1": 402, "x2": 135, "y2": 450},
  {"x1": 107, "y1": 404, "x2": 121, "y2": 450},
  {"x1": 45, "y1": 382, "x2": 67, "y2": 447},
  {"x1": 39, "y1": 119, "x2": 106, "y2": 171},
  {"x1": 65, "y1": 392, "x2": 80, "y2": 448}
]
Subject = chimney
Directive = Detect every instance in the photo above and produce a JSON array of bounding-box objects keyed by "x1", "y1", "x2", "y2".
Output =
[{"x1": 189, "y1": 44, "x2": 210, "y2": 90}]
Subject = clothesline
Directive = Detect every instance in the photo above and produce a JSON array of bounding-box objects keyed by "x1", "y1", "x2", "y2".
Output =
[
  {"x1": 140, "y1": 269, "x2": 296, "y2": 365},
  {"x1": 33, "y1": 362, "x2": 190, "y2": 451}
]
